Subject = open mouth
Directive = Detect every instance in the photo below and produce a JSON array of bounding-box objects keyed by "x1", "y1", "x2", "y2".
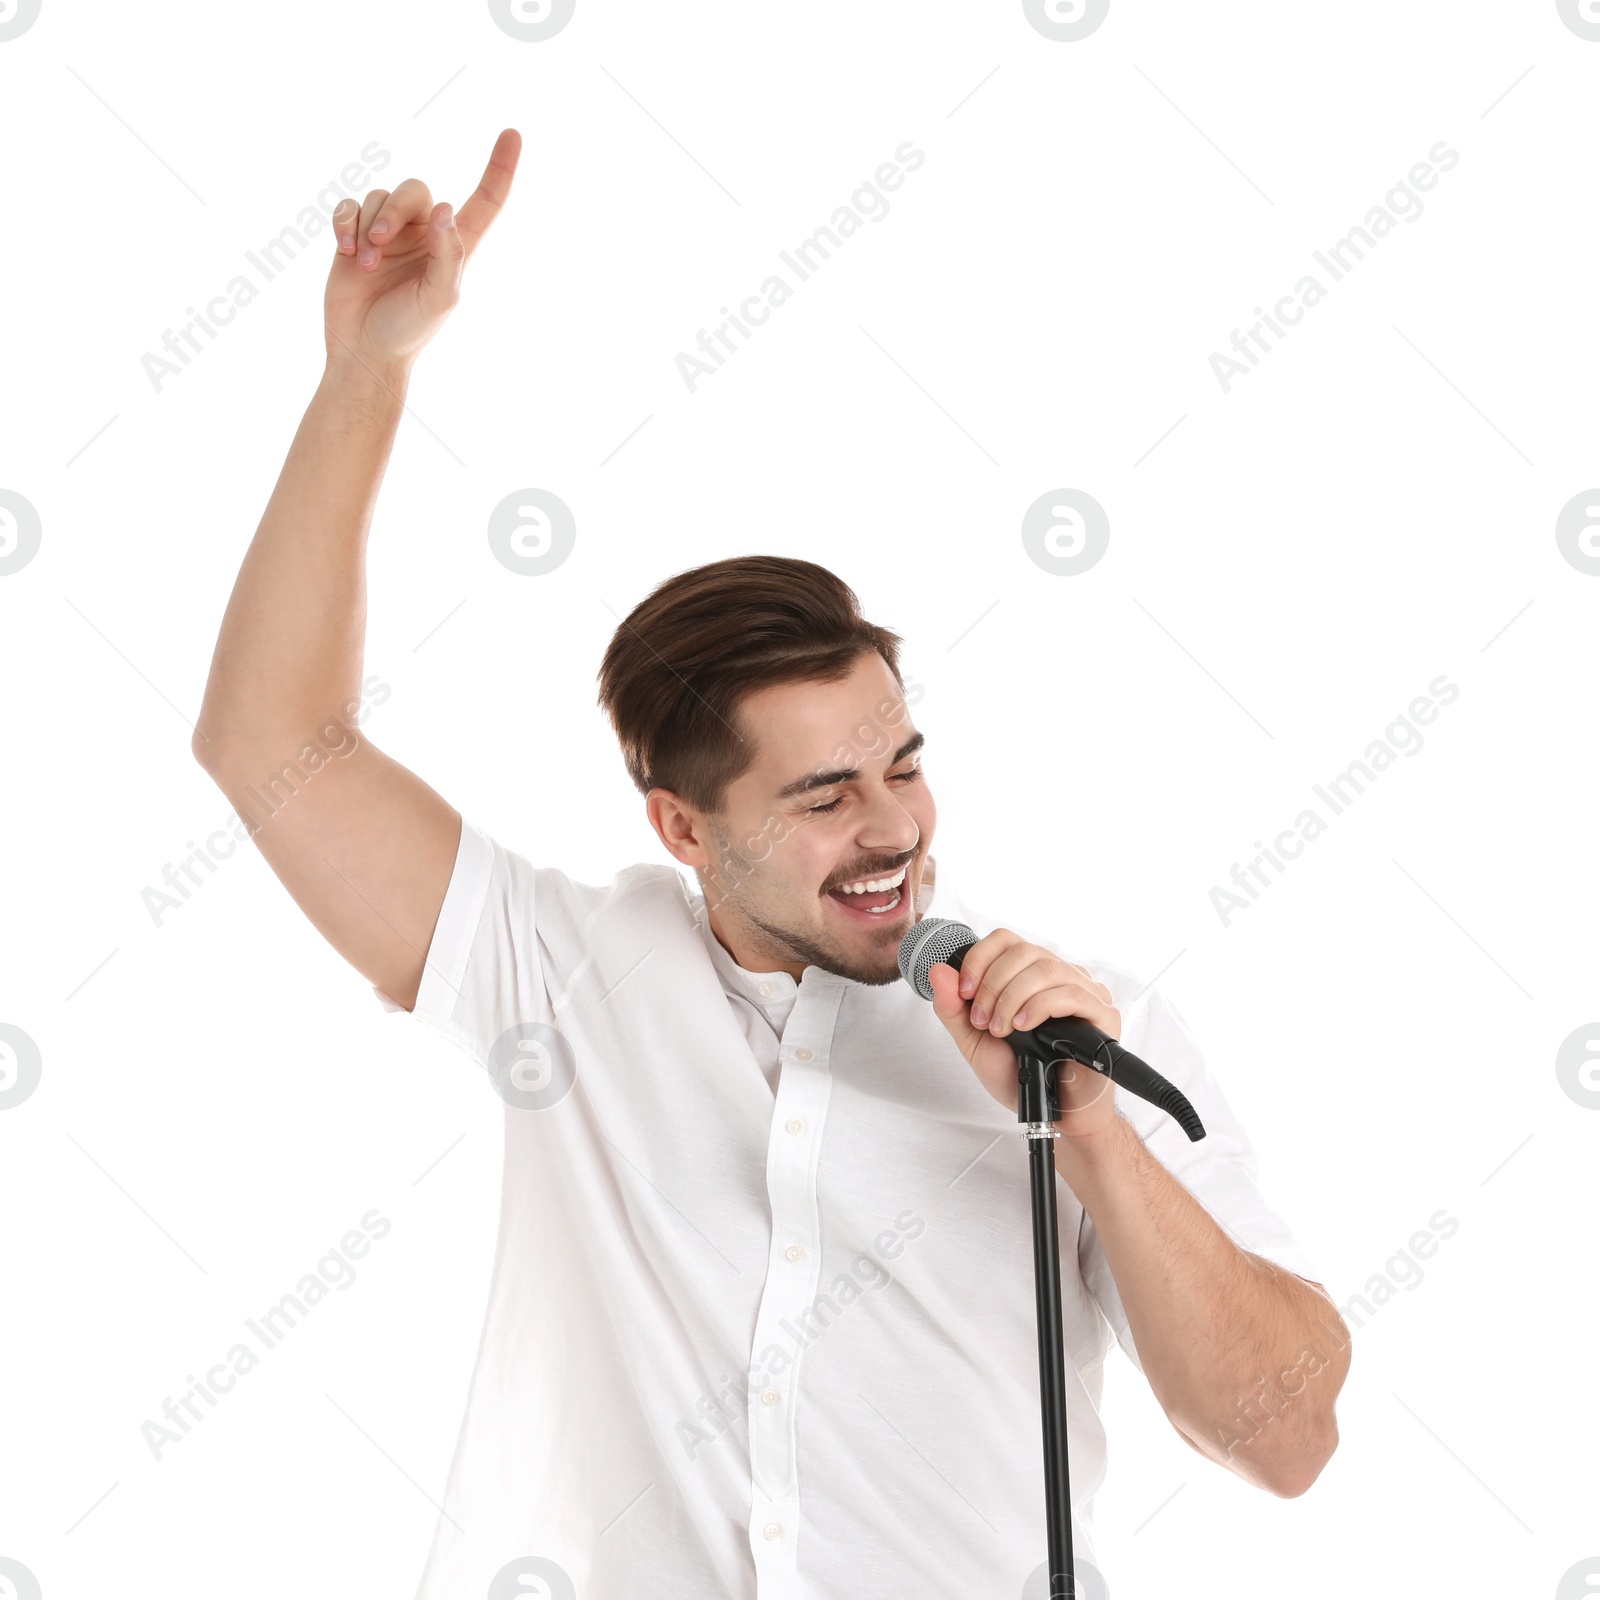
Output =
[{"x1": 825, "y1": 862, "x2": 910, "y2": 923}]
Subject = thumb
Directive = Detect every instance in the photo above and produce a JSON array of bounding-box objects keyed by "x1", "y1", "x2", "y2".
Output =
[
  {"x1": 420, "y1": 201, "x2": 466, "y2": 315},
  {"x1": 927, "y1": 962, "x2": 981, "y2": 1046}
]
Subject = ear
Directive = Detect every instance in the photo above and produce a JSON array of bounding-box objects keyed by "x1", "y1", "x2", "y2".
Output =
[
  {"x1": 643, "y1": 780, "x2": 720, "y2": 870},
  {"x1": 645, "y1": 788, "x2": 702, "y2": 868}
]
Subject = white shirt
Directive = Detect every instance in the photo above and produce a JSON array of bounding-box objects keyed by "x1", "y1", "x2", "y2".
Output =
[{"x1": 379, "y1": 819, "x2": 1319, "y2": 1599}]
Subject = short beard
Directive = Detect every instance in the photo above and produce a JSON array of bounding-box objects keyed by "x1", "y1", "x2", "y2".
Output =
[
  {"x1": 747, "y1": 904, "x2": 903, "y2": 988},
  {"x1": 700, "y1": 817, "x2": 902, "y2": 988}
]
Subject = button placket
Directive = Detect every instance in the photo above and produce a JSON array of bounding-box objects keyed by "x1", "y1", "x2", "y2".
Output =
[
  {"x1": 747, "y1": 1483, "x2": 801, "y2": 1597},
  {"x1": 743, "y1": 980, "x2": 843, "y2": 1595}
]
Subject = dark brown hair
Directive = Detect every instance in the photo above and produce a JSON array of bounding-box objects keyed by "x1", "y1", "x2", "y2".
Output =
[{"x1": 596, "y1": 555, "x2": 905, "y2": 816}]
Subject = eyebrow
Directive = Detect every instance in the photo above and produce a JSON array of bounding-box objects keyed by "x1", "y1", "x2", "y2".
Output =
[{"x1": 774, "y1": 731, "x2": 925, "y2": 801}]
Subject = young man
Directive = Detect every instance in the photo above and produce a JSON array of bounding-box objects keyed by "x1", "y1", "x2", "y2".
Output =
[{"x1": 194, "y1": 129, "x2": 1349, "y2": 1598}]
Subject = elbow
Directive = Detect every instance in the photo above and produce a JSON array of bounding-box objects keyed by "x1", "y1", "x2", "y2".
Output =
[
  {"x1": 191, "y1": 725, "x2": 239, "y2": 785},
  {"x1": 1266, "y1": 1420, "x2": 1339, "y2": 1499},
  {"x1": 192, "y1": 722, "x2": 248, "y2": 782}
]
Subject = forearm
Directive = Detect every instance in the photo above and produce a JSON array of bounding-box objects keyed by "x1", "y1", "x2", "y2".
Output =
[
  {"x1": 1062, "y1": 1112, "x2": 1349, "y2": 1496},
  {"x1": 194, "y1": 354, "x2": 412, "y2": 770}
]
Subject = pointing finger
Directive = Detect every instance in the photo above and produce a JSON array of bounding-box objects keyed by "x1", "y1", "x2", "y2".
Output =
[{"x1": 456, "y1": 127, "x2": 522, "y2": 260}]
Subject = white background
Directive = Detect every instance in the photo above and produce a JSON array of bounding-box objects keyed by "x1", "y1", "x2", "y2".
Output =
[{"x1": 2, "y1": 1, "x2": 1596, "y2": 1596}]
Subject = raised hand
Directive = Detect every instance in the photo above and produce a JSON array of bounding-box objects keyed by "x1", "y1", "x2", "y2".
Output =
[{"x1": 323, "y1": 127, "x2": 522, "y2": 375}]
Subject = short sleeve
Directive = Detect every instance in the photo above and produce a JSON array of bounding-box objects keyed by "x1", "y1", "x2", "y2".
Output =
[
  {"x1": 1076, "y1": 979, "x2": 1324, "y2": 1376},
  {"x1": 371, "y1": 816, "x2": 554, "y2": 1065}
]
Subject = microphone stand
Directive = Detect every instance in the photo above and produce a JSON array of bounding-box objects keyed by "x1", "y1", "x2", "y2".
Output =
[
  {"x1": 897, "y1": 917, "x2": 1207, "y2": 1598},
  {"x1": 1006, "y1": 1027, "x2": 1205, "y2": 1600},
  {"x1": 1014, "y1": 1044, "x2": 1077, "y2": 1599}
]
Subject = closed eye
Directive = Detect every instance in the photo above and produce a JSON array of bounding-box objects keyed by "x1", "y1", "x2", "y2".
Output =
[{"x1": 807, "y1": 765, "x2": 922, "y2": 816}]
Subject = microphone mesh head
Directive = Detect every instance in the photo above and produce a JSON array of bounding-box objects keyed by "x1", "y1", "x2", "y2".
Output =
[{"x1": 897, "y1": 916, "x2": 979, "y2": 1000}]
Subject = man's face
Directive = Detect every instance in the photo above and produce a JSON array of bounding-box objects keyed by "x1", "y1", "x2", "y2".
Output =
[{"x1": 651, "y1": 652, "x2": 936, "y2": 987}]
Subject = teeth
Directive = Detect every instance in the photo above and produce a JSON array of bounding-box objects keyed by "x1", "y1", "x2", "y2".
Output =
[{"x1": 835, "y1": 865, "x2": 907, "y2": 896}]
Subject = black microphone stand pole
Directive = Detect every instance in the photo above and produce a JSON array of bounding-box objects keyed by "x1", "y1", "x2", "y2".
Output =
[
  {"x1": 1014, "y1": 1044, "x2": 1077, "y2": 1599},
  {"x1": 1007, "y1": 1027, "x2": 1206, "y2": 1598}
]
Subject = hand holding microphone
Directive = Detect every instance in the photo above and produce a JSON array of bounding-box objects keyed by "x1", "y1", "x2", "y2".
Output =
[{"x1": 900, "y1": 918, "x2": 1207, "y2": 1142}]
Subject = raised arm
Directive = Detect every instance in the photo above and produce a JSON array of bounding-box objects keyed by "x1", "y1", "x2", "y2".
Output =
[{"x1": 192, "y1": 129, "x2": 522, "y2": 1012}]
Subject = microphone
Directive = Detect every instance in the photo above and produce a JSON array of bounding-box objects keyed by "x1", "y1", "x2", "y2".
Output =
[{"x1": 898, "y1": 917, "x2": 1207, "y2": 1142}]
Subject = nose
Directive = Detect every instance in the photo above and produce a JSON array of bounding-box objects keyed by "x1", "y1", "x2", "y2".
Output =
[{"x1": 850, "y1": 789, "x2": 920, "y2": 873}]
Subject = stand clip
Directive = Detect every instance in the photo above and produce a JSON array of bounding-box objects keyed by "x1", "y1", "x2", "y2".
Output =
[{"x1": 1016, "y1": 1050, "x2": 1060, "y2": 1127}]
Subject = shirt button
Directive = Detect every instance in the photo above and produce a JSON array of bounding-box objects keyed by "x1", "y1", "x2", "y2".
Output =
[
  {"x1": 794, "y1": 1047, "x2": 813, "y2": 1061},
  {"x1": 785, "y1": 1244, "x2": 805, "y2": 1262},
  {"x1": 758, "y1": 981, "x2": 774, "y2": 996},
  {"x1": 763, "y1": 1522, "x2": 783, "y2": 1541},
  {"x1": 761, "y1": 1388, "x2": 781, "y2": 1406},
  {"x1": 786, "y1": 1118, "x2": 804, "y2": 1135}
]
